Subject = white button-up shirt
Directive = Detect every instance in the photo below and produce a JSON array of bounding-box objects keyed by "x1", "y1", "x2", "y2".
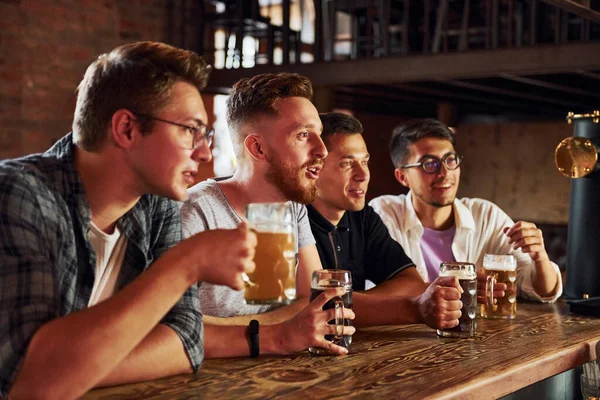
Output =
[{"x1": 369, "y1": 192, "x2": 563, "y2": 302}]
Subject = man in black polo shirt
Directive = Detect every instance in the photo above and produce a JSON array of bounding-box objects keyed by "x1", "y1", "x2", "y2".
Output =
[{"x1": 308, "y1": 112, "x2": 465, "y2": 329}]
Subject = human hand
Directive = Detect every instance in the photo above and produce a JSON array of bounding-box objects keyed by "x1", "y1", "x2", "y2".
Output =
[
  {"x1": 278, "y1": 287, "x2": 356, "y2": 355},
  {"x1": 504, "y1": 221, "x2": 549, "y2": 262},
  {"x1": 192, "y1": 220, "x2": 257, "y2": 290},
  {"x1": 476, "y1": 272, "x2": 507, "y2": 304},
  {"x1": 415, "y1": 276, "x2": 463, "y2": 330}
]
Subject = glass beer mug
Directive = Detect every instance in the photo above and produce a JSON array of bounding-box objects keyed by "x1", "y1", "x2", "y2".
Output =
[
  {"x1": 436, "y1": 262, "x2": 477, "y2": 338},
  {"x1": 308, "y1": 269, "x2": 353, "y2": 355},
  {"x1": 243, "y1": 202, "x2": 296, "y2": 305},
  {"x1": 481, "y1": 254, "x2": 517, "y2": 319}
]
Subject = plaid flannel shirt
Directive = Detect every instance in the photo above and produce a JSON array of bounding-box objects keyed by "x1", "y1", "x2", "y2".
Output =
[{"x1": 0, "y1": 134, "x2": 203, "y2": 396}]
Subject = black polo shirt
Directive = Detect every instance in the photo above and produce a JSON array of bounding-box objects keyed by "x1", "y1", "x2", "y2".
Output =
[{"x1": 307, "y1": 204, "x2": 415, "y2": 291}]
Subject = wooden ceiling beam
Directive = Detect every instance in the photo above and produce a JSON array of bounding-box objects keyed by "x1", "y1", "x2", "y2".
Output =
[
  {"x1": 438, "y1": 79, "x2": 591, "y2": 108},
  {"x1": 333, "y1": 95, "x2": 436, "y2": 116},
  {"x1": 336, "y1": 86, "x2": 437, "y2": 105},
  {"x1": 539, "y1": 0, "x2": 600, "y2": 23},
  {"x1": 500, "y1": 73, "x2": 600, "y2": 99},
  {"x1": 207, "y1": 43, "x2": 600, "y2": 91},
  {"x1": 575, "y1": 70, "x2": 600, "y2": 81},
  {"x1": 389, "y1": 83, "x2": 565, "y2": 115}
]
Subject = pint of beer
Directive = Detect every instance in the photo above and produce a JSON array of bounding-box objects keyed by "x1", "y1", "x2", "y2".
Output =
[
  {"x1": 244, "y1": 202, "x2": 296, "y2": 305},
  {"x1": 436, "y1": 262, "x2": 477, "y2": 338},
  {"x1": 481, "y1": 254, "x2": 517, "y2": 319},
  {"x1": 308, "y1": 269, "x2": 353, "y2": 355}
]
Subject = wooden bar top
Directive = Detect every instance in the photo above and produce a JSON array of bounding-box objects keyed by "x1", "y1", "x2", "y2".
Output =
[{"x1": 85, "y1": 302, "x2": 600, "y2": 400}]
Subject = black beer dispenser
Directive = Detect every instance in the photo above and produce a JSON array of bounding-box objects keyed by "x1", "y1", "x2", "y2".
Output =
[{"x1": 555, "y1": 111, "x2": 600, "y2": 301}]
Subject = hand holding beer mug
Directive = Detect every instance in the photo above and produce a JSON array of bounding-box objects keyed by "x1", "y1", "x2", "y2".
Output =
[
  {"x1": 308, "y1": 270, "x2": 353, "y2": 355},
  {"x1": 243, "y1": 202, "x2": 296, "y2": 305},
  {"x1": 436, "y1": 262, "x2": 477, "y2": 338},
  {"x1": 481, "y1": 254, "x2": 517, "y2": 319}
]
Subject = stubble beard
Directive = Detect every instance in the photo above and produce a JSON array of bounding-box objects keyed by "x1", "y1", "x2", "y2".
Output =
[{"x1": 413, "y1": 190, "x2": 455, "y2": 208}]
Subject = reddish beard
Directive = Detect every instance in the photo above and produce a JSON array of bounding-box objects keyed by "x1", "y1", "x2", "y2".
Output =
[{"x1": 265, "y1": 153, "x2": 319, "y2": 204}]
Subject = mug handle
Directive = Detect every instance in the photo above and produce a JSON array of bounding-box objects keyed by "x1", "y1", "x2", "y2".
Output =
[
  {"x1": 486, "y1": 274, "x2": 496, "y2": 307},
  {"x1": 333, "y1": 297, "x2": 345, "y2": 340},
  {"x1": 241, "y1": 226, "x2": 258, "y2": 288}
]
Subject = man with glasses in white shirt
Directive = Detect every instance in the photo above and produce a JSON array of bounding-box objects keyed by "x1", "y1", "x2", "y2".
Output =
[{"x1": 369, "y1": 118, "x2": 562, "y2": 303}]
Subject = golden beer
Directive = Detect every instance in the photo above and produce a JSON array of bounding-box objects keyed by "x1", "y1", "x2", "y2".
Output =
[
  {"x1": 481, "y1": 254, "x2": 517, "y2": 319},
  {"x1": 245, "y1": 231, "x2": 296, "y2": 304},
  {"x1": 244, "y1": 202, "x2": 296, "y2": 305}
]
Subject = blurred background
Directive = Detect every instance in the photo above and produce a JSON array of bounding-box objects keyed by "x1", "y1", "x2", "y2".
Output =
[{"x1": 2, "y1": 0, "x2": 600, "y2": 268}]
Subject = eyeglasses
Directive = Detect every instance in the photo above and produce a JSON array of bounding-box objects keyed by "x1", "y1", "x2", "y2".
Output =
[
  {"x1": 400, "y1": 153, "x2": 463, "y2": 174},
  {"x1": 132, "y1": 112, "x2": 214, "y2": 150}
]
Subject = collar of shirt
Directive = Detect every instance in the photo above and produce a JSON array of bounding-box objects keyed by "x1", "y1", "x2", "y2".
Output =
[
  {"x1": 402, "y1": 190, "x2": 476, "y2": 236},
  {"x1": 306, "y1": 204, "x2": 350, "y2": 233},
  {"x1": 46, "y1": 134, "x2": 162, "y2": 283},
  {"x1": 46, "y1": 133, "x2": 93, "y2": 228},
  {"x1": 49, "y1": 135, "x2": 153, "y2": 252}
]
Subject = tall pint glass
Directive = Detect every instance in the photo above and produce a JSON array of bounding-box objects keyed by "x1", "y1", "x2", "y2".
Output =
[
  {"x1": 308, "y1": 269, "x2": 353, "y2": 355},
  {"x1": 481, "y1": 254, "x2": 517, "y2": 319},
  {"x1": 244, "y1": 202, "x2": 296, "y2": 305},
  {"x1": 436, "y1": 262, "x2": 477, "y2": 338}
]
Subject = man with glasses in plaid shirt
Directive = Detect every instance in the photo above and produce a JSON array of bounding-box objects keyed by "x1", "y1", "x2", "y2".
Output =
[
  {"x1": 370, "y1": 118, "x2": 562, "y2": 304},
  {"x1": 0, "y1": 41, "x2": 257, "y2": 399}
]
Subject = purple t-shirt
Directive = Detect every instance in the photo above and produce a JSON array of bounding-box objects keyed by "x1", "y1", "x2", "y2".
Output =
[{"x1": 420, "y1": 226, "x2": 456, "y2": 282}]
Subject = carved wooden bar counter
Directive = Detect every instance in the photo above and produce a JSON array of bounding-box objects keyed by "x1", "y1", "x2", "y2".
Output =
[{"x1": 85, "y1": 302, "x2": 600, "y2": 399}]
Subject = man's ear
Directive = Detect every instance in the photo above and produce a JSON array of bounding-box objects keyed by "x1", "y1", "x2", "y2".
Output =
[
  {"x1": 244, "y1": 135, "x2": 266, "y2": 161},
  {"x1": 394, "y1": 167, "x2": 410, "y2": 188},
  {"x1": 111, "y1": 109, "x2": 138, "y2": 149}
]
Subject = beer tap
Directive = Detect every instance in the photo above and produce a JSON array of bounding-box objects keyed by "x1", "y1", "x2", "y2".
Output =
[
  {"x1": 554, "y1": 111, "x2": 600, "y2": 306},
  {"x1": 555, "y1": 111, "x2": 600, "y2": 179}
]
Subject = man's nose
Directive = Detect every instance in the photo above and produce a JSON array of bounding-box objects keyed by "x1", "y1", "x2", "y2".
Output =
[
  {"x1": 435, "y1": 162, "x2": 449, "y2": 177},
  {"x1": 354, "y1": 164, "x2": 369, "y2": 182},
  {"x1": 192, "y1": 142, "x2": 213, "y2": 164},
  {"x1": 312, "y1": 134, "x2": 328, "y2": 159}
]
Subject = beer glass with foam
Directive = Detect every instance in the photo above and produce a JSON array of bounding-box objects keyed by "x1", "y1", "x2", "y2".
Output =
[
  {"x1": 481, "y1": 254, "x2": 517, "y2": 319},
  {"x1": 308, "y1": 269, "x2": 353, "y2": 355},
  {"x1": 436, "y1": 262, "x2": 477, "y2": 338},
  {"x1": 243, "y1": 202, "x2": 296, "y2": 305}
]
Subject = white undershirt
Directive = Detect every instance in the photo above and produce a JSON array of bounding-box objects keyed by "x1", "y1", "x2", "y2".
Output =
[{"x1": 88, "y1": 221, "x2": 128, "y2": 306}]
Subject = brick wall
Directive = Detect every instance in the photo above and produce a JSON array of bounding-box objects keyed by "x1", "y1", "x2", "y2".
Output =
[{"x1": 0, "y1": 0, "x2": 200, "y2": 159}]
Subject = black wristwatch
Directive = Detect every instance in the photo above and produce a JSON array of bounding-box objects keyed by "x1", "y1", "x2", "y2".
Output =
[{"x1": 247, "y1": 319, "x2": 260, "y2": 358}]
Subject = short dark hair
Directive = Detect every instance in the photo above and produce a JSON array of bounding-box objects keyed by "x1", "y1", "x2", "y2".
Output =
[
  {"x1": 319, "y1": 112, "x2": 363, "y2": 149},
  {"x1": 73, "y1": 41, "x2": 211, "y2": 151},
  {"x1": 389, "y1": 118, "x2": 456, "y2": 167}
]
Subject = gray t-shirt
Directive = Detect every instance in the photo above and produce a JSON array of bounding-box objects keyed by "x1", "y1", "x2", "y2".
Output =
[{"x1": 181, "y1": 179, "x2": 316, "y2": 317}]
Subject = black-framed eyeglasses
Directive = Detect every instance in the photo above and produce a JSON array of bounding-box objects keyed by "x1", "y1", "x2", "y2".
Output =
[
  {"x1": 132, "y1": 112, "x2": 214, "y2": 150},
  {"x1": 400, "y1": 153, "x2": 463, "y2": 174}
]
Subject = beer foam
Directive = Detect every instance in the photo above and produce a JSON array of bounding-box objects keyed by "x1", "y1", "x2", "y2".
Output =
[
  {"x1": 483, "y1": 255, "x2": 516, "y2": 271},
  {"x1": 483, "y1": 262, "x2": 516, "y2": 271},
  {"x1": 441, "y1": 269, "x2": 476, "y2": 280}
]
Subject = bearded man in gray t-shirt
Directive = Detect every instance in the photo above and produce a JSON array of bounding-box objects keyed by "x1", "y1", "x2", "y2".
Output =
[
  {"x1": 182, "y1": 189, "x2": 313, "y2": 317},
  {"x1": 181, "y1": 73, "x2": 356, "y2": 358}
]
